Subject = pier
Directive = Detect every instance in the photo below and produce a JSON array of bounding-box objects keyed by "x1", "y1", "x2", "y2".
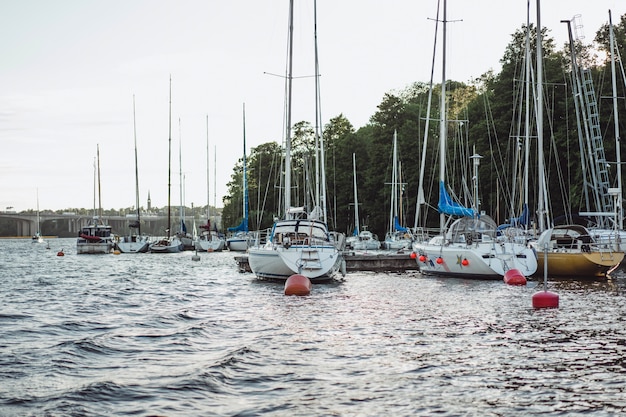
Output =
[{"x1": 235, "y1": 251, "x2": 419, "y2": 273}]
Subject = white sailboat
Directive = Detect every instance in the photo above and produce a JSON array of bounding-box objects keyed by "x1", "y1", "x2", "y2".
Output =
[
  {"x1": 383, "y1": 130, "x2": 412, "y2": 251},
  {"x1": 150, "y1": 76, "x2": 184, "y2": 253},
  {"x1": 412, "y1": 0, "x2": 537, "y2": 279},
  {"x1": 117, "y1": 95, "x2": 150, "y2": 253},
  {"x1": 247, "y1": 0, "x2": 345, "y2": 282},
  {"x1": 226, "y1": 104, "x2": 254, "y2": 252},
  {"x1": 77, "y1": 145, "x2": 115, "y2": 255},
  {"x1": 32, "y1": 189, "x2": 44, "y2": 243},
  {"x1": 196, "y1": 116, "x2": 226, "y2": 252}
]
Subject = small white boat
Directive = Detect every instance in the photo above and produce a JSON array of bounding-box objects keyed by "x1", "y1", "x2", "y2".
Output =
[
  {"x1": 351, "y1": 228, "x2": 381, "y2": 251},
  {"x1": 196, "y1": 222, "x2": 226, "y2": 252},
  {"x1": 149, "y1": 235, "x2": 184, "y2": 253}
]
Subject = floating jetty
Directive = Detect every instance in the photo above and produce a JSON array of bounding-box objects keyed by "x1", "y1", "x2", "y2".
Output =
[{"x1": 234, "y1": 251, "x2": 419, "y2": 274}]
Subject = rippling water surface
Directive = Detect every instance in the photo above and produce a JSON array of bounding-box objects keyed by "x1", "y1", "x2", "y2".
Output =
[{"x1": 2, "y1": 238, "x2": 626, "y2": 416}]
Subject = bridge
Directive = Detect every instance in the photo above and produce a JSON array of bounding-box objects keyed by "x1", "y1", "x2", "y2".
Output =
[{"x1": 0, "y1": 212, "x2": 221, "y2": 237}]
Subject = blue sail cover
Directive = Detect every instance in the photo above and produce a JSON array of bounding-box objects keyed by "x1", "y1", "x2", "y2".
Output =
[
  {"x1": 393, "y1": 216, "x2": 407, "y2": 232},
  {"x1": 510, "y1": 203, "x2": 529, "y2": 227},
  {"x1": 498, "y1": 203, "x2": 529, "y2": 230},
  {"x1": 227, "y1": 217, "x2": 248, "y2": 233},
  {"x1": 438, "y1": 181, "x2": 475, "y2": 217}
]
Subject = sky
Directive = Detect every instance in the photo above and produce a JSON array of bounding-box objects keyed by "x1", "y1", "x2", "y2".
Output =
[{"x1": 1, "y1": 0, "x2": 623, "y2": 213}]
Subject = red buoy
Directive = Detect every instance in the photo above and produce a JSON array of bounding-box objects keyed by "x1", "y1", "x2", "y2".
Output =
[
  {"x1": 410, "y1": 252, "x2": 417, "y2": 259},
  {"x1": 436, "y1": 257, "x2": 443, "y2": 264},
  {"x1": 284, "y1": 274, "x2": 311, "y2": 296},
  {"x1": 461, "y1": 258, "x2": 469, "y2": 266},
  {"x1": 532, "y1": 291, "x2": 559, "y2": 309},
  {"x1": 57, "y1": 250, "x2": 65, "y2": 257},
  {"x1": 418, "y1": 255, "x2": 426, "y2": 262},
  {"x1": 504, "y1": 268, "x2": 527, "y2": 286}
]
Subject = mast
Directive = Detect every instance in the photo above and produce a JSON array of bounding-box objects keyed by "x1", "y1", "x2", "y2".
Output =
[
  {"x1": 390, "y1": 130, "x2": 399, "y2": 233},
  {"x1": 214, "y1": 144, "x2": 218, "y2": 228},
  {"x1": 313, "y1": 0, "x2": 327, "y2": 223},
  {"x1": 414, "y1": 0, "x2": 440, "y2": 229},
  {"x1": 167, "y1": 75, "x2": 172, "y2": 239},
  {"x1": 536, "y1": 0, "x2": 548, "y2": 231},
  {"x1": 97, "y1": 144, "x2": 102, "y2": 220},
  {"x1": 352, "y1": 153, "x2": 359, "y2": 235},
  {"x1": 609, "y1": 10, "x2": 623, "y2": 229},
  {"x1": 132, "y1": 95, "x2": 141, "y2": 236},
  {"x1": 206, "y1": 115, "x2": 211, "y2": 223},
  {"x1": 36, "y1": 188, "x2": 40, "y2": 235},
  {"x1": 283, "y1": 0, "x2": 294, "y2": 219},
  {"x1": 242, "y1": 103, "x2": 249, "y2": 231},
  {"x1": 439, "y1": 0, "x2": 447, "y2": 233},
  {"x1": 178, "y1": 117, "x2": 184, "y2": 233},
  {"x1": 523, "y1": 0, "x2": 531, "y2": 228}
]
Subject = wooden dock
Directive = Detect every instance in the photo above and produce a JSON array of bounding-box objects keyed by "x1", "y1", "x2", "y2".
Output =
[{"x1": 234, "y1": 250, "x2": 419, "y2": 273}]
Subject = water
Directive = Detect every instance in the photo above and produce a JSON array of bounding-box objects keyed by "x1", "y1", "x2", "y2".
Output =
[{"x1": 2, "y1": 238, "x2": 626, "y2": 416}]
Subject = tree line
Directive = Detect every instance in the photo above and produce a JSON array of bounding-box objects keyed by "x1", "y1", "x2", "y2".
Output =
[{"x1": 221, "y1": 16, "x2": 626, "y2": 240}]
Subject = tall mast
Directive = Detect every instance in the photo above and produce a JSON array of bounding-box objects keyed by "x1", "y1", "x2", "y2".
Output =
[
  {"x1": 609, "y1": 10, "x2": 623, "y2": 229},
  {"x1": 97, "y1": 144, "x2": 102, "y2": 220},
  {"x1": 439, "y1": 0, "x2": 447, "y2": 233},
  {"x1": 536, "y1": 0, "x2": 547, "y2": 231},
  {"x1": 313, "y1": 0, "x2": 327, "y2": 223},
  {"x1": 283, "y1": 0, "x2": 294, "y2": 219},
  {"x1": 167, "y1": 75, "x2": 172, "y2": 238},
  {"x1": 352, "y1": 153, "x2": 359, "y2": 235},
  {"x1": 242, "y1": 103, "x2": 249, "y2": 231},
  {"x1": 132, "y1": 95, "x2": 141, "y2": 235},
  {"x1": 206, "y1": 115, "x2": 211, "y2": 222},
  {"x1": 414, "y1": 0, "x2": 440, "y2": 229}
]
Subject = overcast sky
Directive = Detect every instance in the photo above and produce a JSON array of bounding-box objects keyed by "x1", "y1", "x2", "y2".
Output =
[{"x1": 1, "y1": 0, "x2": 622, "y2": 213}]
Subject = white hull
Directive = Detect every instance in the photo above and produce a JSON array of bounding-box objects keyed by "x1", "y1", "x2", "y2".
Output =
[
  {"x1": 352, "y1": 241, "x2": 381, "y2": 251},
  {"x1": 248, "y1": 244, "x2": 343, "y2": 282},
  {"x1": 226, "y1": 234, "x2": 253, "y2": 252},
  {"x1": 77, "y1": 241, "x2": 113, "y2": 254},
  {"x1": 196, "y1": 238, "x2": 226, "y2": 252},
  {"x1": 414, "y1": 237, "x2": 537, "y2": 279},
  {"x1": 116, "y1": 238, "x2": 150, "y2": 253},
  {"x1": 383, "y1": 239, "x2": 412, "y2": 251},
  {"x1": 149, "y1": 237, "x2": 184, "y2": 253}
]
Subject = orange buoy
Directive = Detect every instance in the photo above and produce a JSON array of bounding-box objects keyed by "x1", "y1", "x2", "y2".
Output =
[
  {"x1": 504, "y1": 268, "x2": 527, "y2": 286},
  {"x1": 418, "y1": 255, "x2": 427, "y2": 262},
  {"x1": 410, "y1": 252, "x2": 417, "y2": 259},
  {"x1": 461, "y1": 258, "x2": 469, "y2": 266},
  {"x1": 284, "y1": 274, "x2": 311, "y2": 296},
  {"x1": 532, "y1": 291, "x2": 559, "y2": 309},
  {"x1": 57, "y1": 250, "x2": 65, "y2": 257},
  {"x1": 436, "y1": 257, "x2": 443, "y2": 264},
  {"x1": 113, "y1": 249, "x2": 121, "y2": 255}
]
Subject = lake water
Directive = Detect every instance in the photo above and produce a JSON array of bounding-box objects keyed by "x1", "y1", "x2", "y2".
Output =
[{"x1": 2, "y1": 238, "x2": 626, "y2": 416}]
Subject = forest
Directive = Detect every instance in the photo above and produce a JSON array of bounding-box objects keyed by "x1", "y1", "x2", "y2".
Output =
[{"x1": 221, "y1": 16, "x2": 626, "y2": 242}]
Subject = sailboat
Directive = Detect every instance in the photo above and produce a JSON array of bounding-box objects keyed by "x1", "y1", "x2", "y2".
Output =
[
  {"x1": 196, "y1": 116, "x2": 226, "y2": 252},
  {"x1": 117, "y1": 95, "x2": 150, "y2": 253},
  {"x1": 247, "y1": 0, "x2": 345, "y2": 282},
  {"x1": 226, "y1": 104, "x2": 254, "y2": 252},
  {"x1": 149, "y1": 76, "x2": 184, "y2": 253},
  {"x1": 346, "y1": 153, "x2": 380, "y2": 251},
  {"x1": 383, "y1": 130, "x2": 412, "y2": 251},
  {"x1": 77, "y1": 145, "x2": 115, "y2": 254},
  {"x1": 32, "y1": 189, "x2": 44, "y2": 243},
  {"x1": 529, "y1": 5, "x2": 623, "y2": 277},
  {"x1": 412, "y1": 0, "x2": 537, "y2": 279}
]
